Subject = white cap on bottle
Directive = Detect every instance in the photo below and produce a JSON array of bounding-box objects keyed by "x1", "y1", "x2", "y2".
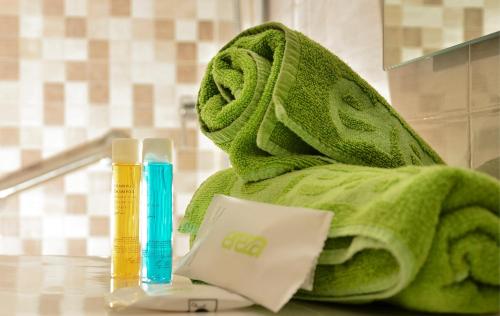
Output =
[
  {"x1": 142, "y1": 138, "x2": 173, "y2": 163},
  {"x1": 112, "y1": 138, "x2": 140, "y2": 164}
]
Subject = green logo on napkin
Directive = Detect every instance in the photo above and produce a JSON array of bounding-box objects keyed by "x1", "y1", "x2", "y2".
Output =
[{"x1": 222, "y1": 231, "x2": 267, "y2": 257}]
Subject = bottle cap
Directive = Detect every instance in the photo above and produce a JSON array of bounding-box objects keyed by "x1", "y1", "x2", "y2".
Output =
[
  {"x1": 142, "y1": 138, "x2": 173, "y2": 163},
  {"x1": 112, "y1": 138, "x2": 140, "y2": 164}
]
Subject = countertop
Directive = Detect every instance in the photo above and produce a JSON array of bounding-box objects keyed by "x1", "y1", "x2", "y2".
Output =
[{"x1": 0, "y1": 255, "x2": 447, "y2": 315}]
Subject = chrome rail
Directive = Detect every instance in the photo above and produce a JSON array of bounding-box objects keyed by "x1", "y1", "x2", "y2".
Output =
[{"x1": 0, "y1": 130, "x2": 129, "y2": 200}]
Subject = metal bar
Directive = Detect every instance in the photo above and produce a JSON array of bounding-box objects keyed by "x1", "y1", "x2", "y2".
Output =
[{"x1": 0, "y1": 130, "x2": 130, "y2": 200}]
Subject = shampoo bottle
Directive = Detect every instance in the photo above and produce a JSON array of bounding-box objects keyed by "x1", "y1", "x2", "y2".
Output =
[
  {"x1": 111, "y1": 139, "x2": 141, "y2": 283},
  {"x1": 141, "y1": 138, "x2": 174, "y2": 284}
]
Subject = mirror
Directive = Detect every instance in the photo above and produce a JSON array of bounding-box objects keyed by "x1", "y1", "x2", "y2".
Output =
[{"x1": 383, "y1": 0, "x2": 500, "y2": 69}]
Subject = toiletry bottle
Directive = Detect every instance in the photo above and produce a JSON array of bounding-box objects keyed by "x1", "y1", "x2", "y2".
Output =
[
  {"x1": 111, "y1": 139, "x2": 141, "y2": 282},
  {"x1": 141, "y1": 138, "x2": 174, "y2": 284}
]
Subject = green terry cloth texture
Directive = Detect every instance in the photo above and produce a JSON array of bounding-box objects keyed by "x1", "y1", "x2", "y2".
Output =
[
  {"x1": 197, "y1": 22, "x2": 443, "y2": 183},
  {"x1": 179, "y1": 164, "x2": 500, "y2": 314}
]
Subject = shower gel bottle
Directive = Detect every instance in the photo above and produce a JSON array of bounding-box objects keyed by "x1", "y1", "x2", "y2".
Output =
[
  {"x1": 111, "y1": 139, "x2": 141, "y2": 284},
  {"x1": 141, "y1": 138, "x2": 173, "y2": 284}
]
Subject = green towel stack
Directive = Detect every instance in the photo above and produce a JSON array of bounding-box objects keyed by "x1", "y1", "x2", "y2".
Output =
[
  {"x1": 179, "y1": 22, "x2": 500, "y2": 313},
  {"x1": 180, "y1": 165, "x2": 500, "y2": 314},
  {"x1": 197, "y1": 22, "x2": 443, "y2": 182}
]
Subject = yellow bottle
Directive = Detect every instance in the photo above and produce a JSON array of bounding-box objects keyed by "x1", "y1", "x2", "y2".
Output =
[{"x1": 111, "y1": 139, "x2": 141, "y2": 282}]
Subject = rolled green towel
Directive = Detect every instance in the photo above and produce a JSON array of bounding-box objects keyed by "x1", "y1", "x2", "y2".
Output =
[
  {"x1": 179, "y1": 164, "x2": 500, "y2": 314},
  {"x1": 198, "y1": 22, "x2": 443, "y2": 182}
]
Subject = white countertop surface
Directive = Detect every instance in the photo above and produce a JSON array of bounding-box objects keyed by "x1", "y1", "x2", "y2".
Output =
[{"x1": 0, "y1": 255, "x2": 454, "y2": 316}]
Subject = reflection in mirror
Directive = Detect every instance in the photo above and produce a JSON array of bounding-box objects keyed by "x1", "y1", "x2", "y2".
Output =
[{"x1": 383, "y1": 0, "x2": 500, "y2": 69}]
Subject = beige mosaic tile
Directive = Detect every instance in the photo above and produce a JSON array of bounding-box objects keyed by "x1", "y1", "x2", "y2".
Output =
[
  {"x1": 0, "y1": 0, "x2": 239, "y2": 257},
  {"x1": 0, "y1": 127, "x2": 20, "y2": 146},
  {"x1": 43, "y1": 0, "x2": 65, "y2": 16},
  {"x1": 384, "y1": 0, "x2": 500, "y2": 67},
  {"x1": 21, "y1": 149, "x2": 42, "y2": 166},
  {"x1": 155, "y1": 19, "x2": 175, "y2": 40},
  {"x1": 111, "y1": 0, "x2": 131, "y2": 17}
]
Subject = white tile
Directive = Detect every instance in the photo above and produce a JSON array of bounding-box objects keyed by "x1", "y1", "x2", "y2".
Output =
[
  {"x1": 154, "y1": 105, "x2": 179, "y2": 128},
  {"x1": 42, "y1": 217, "x2": 64, "y2": 238},
  {"x1": 20, "y1": 127, "x2": 43, "y2": 148},
  {"x1": 87, "y1": 193, "x2": 110, "y2": 216},
  {"x1": 43, "y1": 61, "x2": 65, "y2": 82},
  {"x1": 19, "y1": 216, "x2": 42, "y2": 238},
  {"x1": 42, "y1": 238, "x2": 66, "y2": 255},
  {"x1": 64, "y1": 170, "x2": 89, "y2": 194},
  {"x1": 63, "y1": 215, "x2": 89, "y2": 238},
  {"x1": 87, "y1": 18, "x2": 109, "y2": 39},
  {"x1": 402, "y1": 48, "x2": 424, "y2": 63},
  {"x1": 15, "y1": 295, "x2": 39, "y2": 315},
  {"x1": 198, "y1": 43, "x2": 218, "y2": 64},
  {"x1": 20, "y1": 0, "x2": 42, "y2": 15},
  {"x1": 154, "y1": 63, "x2": 175, "y2": 84},
  {"x1": 443, "y1": 28, "x2": 463, "y2": 48},
  {"x1": 65, "y1": 82, "x2": 88, "y2": 105},
  {"x1": 402, "y1": 6, "x2": 443, "y2": 28},
  {"x1": 88, "y1": 106, "x2": 109, "y2": 128},
  {"x1": 20, "y1": 16, "x2": 42, "y2": 38},
  {"x1": 20, "y1": 189, "x2": 44, "y2": 216},
  {"x1": 217, "y1": 0, "x2": 236, "y2": 21},
  {"x1": 110, "y1": 62, "x2": 131, "y2": 84},
  {"x1": 484, "y1": 1, "x2": 500, "y2": 34},
  {"x1": 44, "y1": 195, "x2": 66, "y2": 215},
  {"x1": 42, "y1": 39, "x2": 65, "y2": 60},
  {"x1": 87, "y1": 237, "x2": 110, "y2": 257},
  {"x1": 110, "y1": 84, "x2": 131, "y2": 106},
  {"x1": 64, "y1": 39, "x2": 88, "y2": 60},
  {"x1": 109, "y1": 18, "x2": 131, "y2": 40},
  {"x1": 132, "y1": 0, "x2": 153, "y2": 18},
  {"x1": 174, "y1": 84, "x2": 198, "y2": 103},
  {"x1": 65, "y1": 127, "x2": 88, "y2": 146},
  {"x1": 0, "y1": 148, "x2": 20, "y2": 172},
  {"x1": 131, "y1": 63, "x2": 155, "y2": 83},
  {"x1": 131, "y1": 42, "x2": 154, "y2": 62},
  {"x1": 65, "y1": 0, "x2": 87, "y2": 16},
  {"x1": 110, "y1": 41, "x2": 131, "y2": 61},
  {"x1": 20, "y1": 104, "x2": 43, "y2": 126},
  {"x1": 110, "y1": 105, "x2": 133, "y2": 127},
  {"x1": 0, "y1": 104, "x2": 19, "y2": 126},
  {"x1": 444, "y1": 0, "x2": 484, "y2": 7},
  {"x1": 197, "y1": 0, "x2": 216, "y2": 19},
  {"x1": 65, "y1": 105, "x2": 88, "y2": 127},
  {"x1": 42, "y1": 127, "x2": 65, "y2": 150},
  {"x1": 175, "y1": 19, "x2": 197, "y2": 41},
  {"x1": 19, "y1": 81, "x2": 42, "y2": 106},
  {"x1": 0, "y1": 82, "x2": 19, "y2": 104},
  {"x1": 154, "y1": 84, "x2": 175, "y2": 105},
  {"x1": 0, "y1": 237, "x2": 21, "y2": 255},
  {"x1": 20, "y1": 61, "x2": 43, "y2": 82}
]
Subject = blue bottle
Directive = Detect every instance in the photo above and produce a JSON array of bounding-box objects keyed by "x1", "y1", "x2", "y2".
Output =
[{"x1": 141, "y1": 138, "x2": 173, "y2": 284}]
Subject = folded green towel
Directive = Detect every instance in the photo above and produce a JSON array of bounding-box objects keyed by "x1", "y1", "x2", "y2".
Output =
[
  {"x1": 179, "y1": 164, "x2": 500, "y2": 314},
  {"x1": 197, "y1": 22, "x2": 443, "y2": 182}
]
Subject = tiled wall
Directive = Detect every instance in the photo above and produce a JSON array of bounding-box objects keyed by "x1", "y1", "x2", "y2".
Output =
[
  {"x1": 0, "y1": 0, "x2": 238, "y2": 257},
  {"x1": 384, "y1": 0, "x2": 500, "y2": 68},
  {"x1": 389, "y1": 34, "x2": 500, "y2": 169},
  {"x1": 270, "y1": 0, "x2": 499, "y2": 168}
]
